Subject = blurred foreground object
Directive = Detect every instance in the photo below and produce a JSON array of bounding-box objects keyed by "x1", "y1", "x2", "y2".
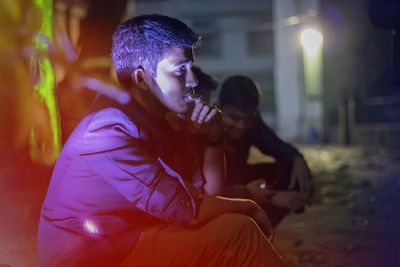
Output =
[
  {"x1": 53, "y1": 0, "x2": 128, "y2": 144},
  {"x1": 0, "y1": 0, "x2": 129, "y2": 164},
  {"x1": 0, "y1": 0, "x2": 59, "y2": 165}
]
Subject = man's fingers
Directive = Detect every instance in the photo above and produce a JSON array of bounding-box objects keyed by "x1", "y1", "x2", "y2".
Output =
[
  {"x1": 303, "y1": 177, "x2": 310, "y2": 199},
  {"x1": 306, "y1": 175, "x2": 315, "y2": 204},
  {"x1": 299, "y1": 175, "x2": 306, "y2": 194},
  {"x1": 297, "y1": 169, "x2": 309, "y2": 194},
  {"x1": 190, "y1": 103, "x2": 220, "y2": 124},
  {"x1": 204, "y1": 108, "x2": 218, "y2": 122},
  {"x1": 288, "y1": 173, "x2": 296, "y2": 190},
  {"x1": 186, "y1": 94, "x2": 203, "y2": 122},
  {"x1": 191, "y1": 101, "x2": 204, "y2": 122},
  {"x1": 197, "y1": 105, "x2": 210, "y2": 124}
]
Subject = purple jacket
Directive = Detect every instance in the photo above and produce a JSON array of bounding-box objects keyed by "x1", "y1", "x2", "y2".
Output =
[{"x1": 37, "y1": 96, "x2": 204, "y2": 266}]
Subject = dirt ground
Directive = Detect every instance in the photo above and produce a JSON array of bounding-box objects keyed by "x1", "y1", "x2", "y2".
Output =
[
  {"x1": 272, "y1": 145, "x2": 400, "y2": 267},
  {"x1": 1, "y1": 145, "x2": 400, "y2": 266}
]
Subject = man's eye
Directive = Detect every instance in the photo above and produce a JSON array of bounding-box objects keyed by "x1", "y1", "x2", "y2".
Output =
[{"x1": 177, "y1": 66, "x2": 186, "y2": 74}]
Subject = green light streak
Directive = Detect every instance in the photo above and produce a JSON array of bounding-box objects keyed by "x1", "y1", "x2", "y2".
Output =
[{"x1": 31, "y1": 0, "x2": 61, "y2": 163}]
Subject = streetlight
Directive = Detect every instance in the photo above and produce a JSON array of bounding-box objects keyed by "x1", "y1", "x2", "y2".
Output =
[
  {"x1": 299, "y1": 27, "x2": 324, "y2": 142},
  {"x1": 300, "y1": 28, "x2": 323, "y2": 58}
]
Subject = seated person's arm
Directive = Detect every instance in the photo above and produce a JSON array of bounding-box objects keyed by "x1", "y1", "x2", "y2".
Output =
[
  {"x1": 290, "y1": 155, "x2": 314, "y2": 202},
  {"x1": 253, "y1": 113, "x2": 301, "y2": 165},
  {"x1": 181, "y1": 95, "x2": 226, "y2": 195},
  {"x1": 175, "y1": 96, "x2": 273, "y2": 236},
  {"x1": 202, "y1": 145, "x2": 225, "y2": 195},
  {"x1": 253, "y1": 114, "x2": 314, "y2": 200}
]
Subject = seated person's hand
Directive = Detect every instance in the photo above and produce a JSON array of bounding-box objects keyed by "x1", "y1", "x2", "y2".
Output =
[
  {"x1": 178, "y1": 95, "x2": 224, "y2": 142},
  {"x1": 269, "y1": 190, "x2": 307, "y2": 212},
  {"x1": 289, "y1": 156, "x2": 315, "y2": 203},
  {"x1": 246, "y1": 178, "x2": 274, "y2": 205},
  {"x1": 246, "y1": 179, "x2": 307, "y2": 212}
]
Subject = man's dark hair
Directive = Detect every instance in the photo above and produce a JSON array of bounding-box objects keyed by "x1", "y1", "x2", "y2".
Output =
[
  {"x1": 112, "y1": 14, "x2": 200, "y2": 87},
  {"x1": 219, "y1": 75, "x2": 260, "y2": 113}
]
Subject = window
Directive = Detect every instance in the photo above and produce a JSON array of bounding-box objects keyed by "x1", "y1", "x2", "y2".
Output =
[
  {"x1": 247, "y1": 30, "x2": 273, "y2": 56},
  {"x1": 196, "y1": 32, "x2": 221, "y2": 57}
]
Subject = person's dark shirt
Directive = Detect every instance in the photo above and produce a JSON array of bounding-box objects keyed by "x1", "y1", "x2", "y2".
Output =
[{"x1": 224, "y1": 112, "x2": 301, "y2": 186}]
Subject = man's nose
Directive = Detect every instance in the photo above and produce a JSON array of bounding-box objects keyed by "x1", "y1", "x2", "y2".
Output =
[{"x1": 186, "y1": 69, "x2": 198, "y2": 89}]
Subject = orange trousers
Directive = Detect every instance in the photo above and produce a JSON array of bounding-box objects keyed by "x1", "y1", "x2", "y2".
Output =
[{"x1": 121, "y1": 213, "x2": 285, "y2": 267}]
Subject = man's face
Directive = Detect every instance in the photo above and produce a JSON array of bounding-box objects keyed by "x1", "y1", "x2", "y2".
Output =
[
  {"x1": 147, "y1": 47, "x2": 198, "y2": 114},
  {"x1": 221, "y1": 105, "x2": 257, "y2": 140}
]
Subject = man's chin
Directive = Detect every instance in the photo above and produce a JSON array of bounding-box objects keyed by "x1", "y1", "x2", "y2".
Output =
[
  {"x1": 164, "y1": 102, "x2": 187, "y2": 114},
  {"x1": 176, "y1": 103, "x2": 190, "y2": 115},
  {"x1": 175, "y1": 107, "x2": 188, "y2": 115}
]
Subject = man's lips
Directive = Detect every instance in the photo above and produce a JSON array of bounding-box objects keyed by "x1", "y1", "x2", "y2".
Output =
[
  {"x1": 184, "y1": 93, "x2": 201, "y2": 104},
  {"x1": 183, "y1": 91, "x2": 194, "y2": 102}
]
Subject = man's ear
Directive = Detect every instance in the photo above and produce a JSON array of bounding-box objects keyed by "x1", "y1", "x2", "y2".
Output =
[{"x1": 133, "y1": 67, "x2": 149, "y2": 90}]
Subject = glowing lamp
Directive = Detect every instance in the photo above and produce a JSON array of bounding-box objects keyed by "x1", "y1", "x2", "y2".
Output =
[{"x1": 300, "y1": 29, "x2": 323, "y2": 58}]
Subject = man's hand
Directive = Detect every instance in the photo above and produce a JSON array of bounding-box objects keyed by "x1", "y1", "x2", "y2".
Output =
[
  {"x1": 289, "y1": 156, "x2": 314, "y2": 203},
  {"x1": 180, "y1": 95, "x2": 224, "y2": 141},
  {"x1": 246, "y1": 178, "x2": 272, "y2": 205},
  {"x1": 247, "y1": 178, "x2": 308, "y2": 212},
  {"x1": 269, "y1": 190, "x2": 307, "y2": 212},
  {"x1": 179, "y1": 95, "x2": 226, "y2": 195}
]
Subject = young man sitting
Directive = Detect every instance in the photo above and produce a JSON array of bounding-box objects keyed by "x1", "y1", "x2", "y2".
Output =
[
  {"x1": 37, "y1": 15, "x2": 284, "y2": 266},
  {"x1": 218, "y1": 75, "x2": 315, "y2": 227}
]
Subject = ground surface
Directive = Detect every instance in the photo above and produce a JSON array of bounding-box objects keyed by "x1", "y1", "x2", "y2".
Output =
[
  {"x1": 1, "y1": 145, "x2": 400, "y2": 266},
  {"x1": 271, "y1": 145, "x2": 400, "y2": 267}
]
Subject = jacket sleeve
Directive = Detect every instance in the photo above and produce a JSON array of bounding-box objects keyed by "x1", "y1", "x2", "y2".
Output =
[
  {"x1": 252, "y1": 113, "x2": 302, "y2": 166},
  {"x1": 78, "y1": 108, "x2": 197, "y2": 225}
]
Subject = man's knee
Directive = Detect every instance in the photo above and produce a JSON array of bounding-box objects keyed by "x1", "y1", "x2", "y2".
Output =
[
  {"x1": 227, "y1": 213, "x2": 256, "y2": 227},
  {"x1": 213, "y1": 213, "x2": 261, "y2": 239}
]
